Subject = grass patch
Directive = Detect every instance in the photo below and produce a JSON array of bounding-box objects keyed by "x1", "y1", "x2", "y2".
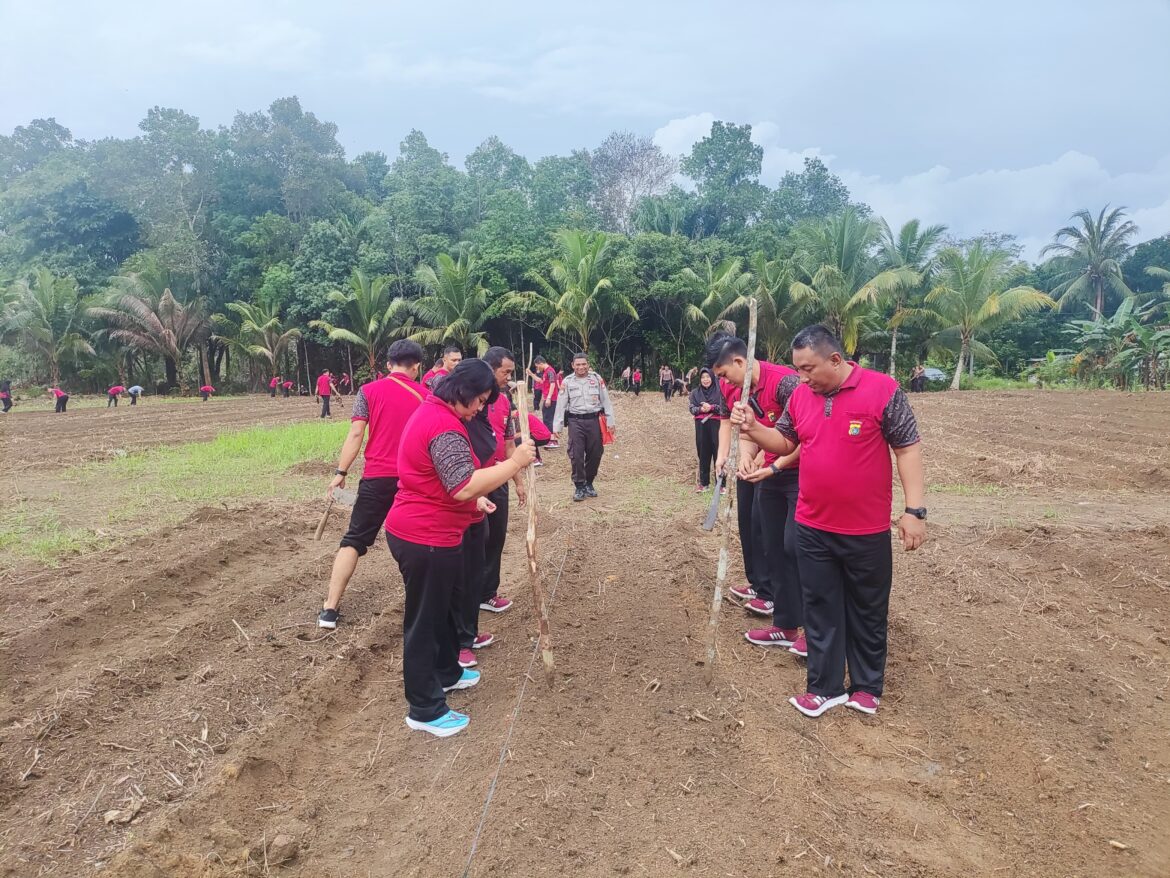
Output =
[
  {"x1": 930, "y1": 483, "x2": 1006, "y2": 496},
  {"x1": 613, "y1": 475, "x2": 708, "y2": 518},
  {"x1": 1, "y1": 420, "x2": 348, "y2": 566},
  {"x1": 0, "y1": 505, "x2": 114, "y2": 566}
]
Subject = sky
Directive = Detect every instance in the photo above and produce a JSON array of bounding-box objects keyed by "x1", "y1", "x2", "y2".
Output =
[{"x1": 3, "y1": 0, "x2": 1168, "y2": 258}]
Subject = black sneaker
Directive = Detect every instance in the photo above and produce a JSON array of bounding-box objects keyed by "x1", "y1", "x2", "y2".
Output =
[
  {"x1": 318, "y1": 608, "x2": 340, "y2": 629},
  {"x1": 584, "y1": 483, "x2": 598, "y2": 498},
  {"x1": 573, "y1": 487, "x2": 587, "y2": 502}
]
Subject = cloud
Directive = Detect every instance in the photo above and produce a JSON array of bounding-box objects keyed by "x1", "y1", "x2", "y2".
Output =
[
  {"x1": 358, "y1": 52, "x2": 509, "y2": 87},
  {"x1": 655, "y1": 113, "x2": 1170, "y2": 258},
  {"x1": 182, "y1": 21, "x2": 321, "y2": 73}
]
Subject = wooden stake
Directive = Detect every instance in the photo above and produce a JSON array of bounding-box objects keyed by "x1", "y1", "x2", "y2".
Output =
[
  {"x1": 704, "y1": 297, "x2": 758, "y2": 683},
  {"x1": 515, "y1": 344, "x2": 555, "y2": 683}
]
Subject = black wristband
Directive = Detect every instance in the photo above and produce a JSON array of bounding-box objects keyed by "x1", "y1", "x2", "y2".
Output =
[{"x1": 335, "y1": 469, "x2": 347, "y2": 476}]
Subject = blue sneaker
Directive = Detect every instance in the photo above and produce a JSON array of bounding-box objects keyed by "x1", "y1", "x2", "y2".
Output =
[
  {"x1": 442, "y1": 669, "x2": 481, "y2": 692},
  {"x1": 405, "y1": 710, "x2": 469, "y2": 737}
]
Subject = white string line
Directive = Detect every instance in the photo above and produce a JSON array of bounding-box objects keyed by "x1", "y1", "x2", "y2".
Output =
[{"x1": 460, "y1": 539, "x2": 571, "y2": 878}]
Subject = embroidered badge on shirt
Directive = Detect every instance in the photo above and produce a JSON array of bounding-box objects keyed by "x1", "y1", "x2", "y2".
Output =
[{"x1": 848, "y1": 419, "x2": 862, "y2": 436}]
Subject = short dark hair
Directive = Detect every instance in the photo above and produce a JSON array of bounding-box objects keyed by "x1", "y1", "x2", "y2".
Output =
[
  {"x1": 386, "y1": 339, "x2": 424, "y2": 367},
  {"x1": 433, "y1": 358, "x2": 499, "y2": 407},
  {"x1": 791, "y1": 324, "x2": 844, "y2": 357},
  {"x1": 482, "y1": 346, "x2": 515, "y2": 370},
  {"x1": 571, "y1": 352, "x2": 588, "y2": 363},
  {"x1": 534, "y1": 354, "x2": 547, "y2": 366},
  {"x1": 442, "y1": 343, "x2": 463, "y2": 356},
  {"x1": 704, "y1": 332, "x2": 746, "y2": 368}
]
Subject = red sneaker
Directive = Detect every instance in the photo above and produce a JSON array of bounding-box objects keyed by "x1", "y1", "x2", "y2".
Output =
[
  {"x1": 728, "y1": 584, "x2": 756, "y2": 601},
  {"x1": 745, "y1": 598, "x2": 774, "y2": 616},
  {"x1": 458, "y1": 648, "x2": 477, "y2": 668},
  {"x1": 845, "y1": 691, "x2": 880, "y2": 715},
  {"x1": 479, "y1": 596, "x2": 512, "y2": 613},
  {"x1": 787, "y1": 634, "x2": 808, "y2": 658},
  {"x1": 789, "y1": 692, "x2": 847, "y2": 717},
  {"x1": 472, "y1": 632, "x2": 494, "y2": 649},
  {"x1": 744, "y1": 626, "x2": 798, "y2": 647}
]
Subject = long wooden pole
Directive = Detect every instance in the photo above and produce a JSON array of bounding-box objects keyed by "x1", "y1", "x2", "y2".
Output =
[
  {"x1": 515, "y1": 344, "x2": 555, "y2": 684},
  {"x1": 704, "y1": 297, "x2": 758, "y2": 683}
]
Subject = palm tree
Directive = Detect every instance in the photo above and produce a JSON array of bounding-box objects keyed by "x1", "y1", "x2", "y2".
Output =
[
  {"x1": 89, "y1": 272, "x2": 212, "y2": 393},
  {"x1": 900, "y1": 244, "x2": 1055, "y2": 389},
  {"x1": 501, "y1": 230, "x2": 635, "y2": 353},
  {"x1": 407, "y1": 247, "x2": 491, "y2": 355},
  {"x1": 1039, "y1": 206, "x2": 1137, "y2": 317},
  {"x1": 5, "y1": 268, "x2": 95, "y2": 385},
  {"x1": 309, "y1": 269, "x2": 404, "y2": 373},
  {"x1": 721, "y1": 254, "x2": 804, "y2": 362},
  {"x1": 679, "y1": 257, "x2": 752, "y2": 336},
  {"x1": 217, "y1": 300, "x2": 301, "y2": 373},
  {"x1": 789, "y1": 209, "x2": 917, "y2": 355},
  {"x1": 876, "y1": 218, "x2": 947, "y2": 375}
]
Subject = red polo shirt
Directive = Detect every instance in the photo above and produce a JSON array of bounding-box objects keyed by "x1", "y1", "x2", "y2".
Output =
[
  {"x1": 352, "y1": 373, "x2": 426, "y2": 479},
  {"x1": 387, "y1": 396, "x2": 480, "y2": 547},
  {"x1": 720, "y1": 360, "x2": 797, "y2": 467},
  {"x1": 108, "y1": 385, "x2": 126, "y2": 395},
  {"x1": 269, "y1": 377, "x2": 279, "y2": 388},
  {"x1": 486, "y1": 394, "x2": 514, "y2": 464},
  {"x1": 316, "y1": 375, "x2": 332, "y2": 396},
  {"x1": 779, "y1": 364, "x2": 920, "y2": 536}
]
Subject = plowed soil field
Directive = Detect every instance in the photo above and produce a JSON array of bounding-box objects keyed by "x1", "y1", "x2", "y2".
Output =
[{"x1": 2, "y1": 390, "x2": 1168, "y2": 878}]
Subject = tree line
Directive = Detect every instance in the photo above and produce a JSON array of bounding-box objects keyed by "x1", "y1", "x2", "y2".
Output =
[{"x1": 2, "y1": 98, "x2": 1168, "y2": 395}]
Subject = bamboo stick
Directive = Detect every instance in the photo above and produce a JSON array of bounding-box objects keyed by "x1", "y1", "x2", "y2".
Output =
[
  {"x1": 704, "y1": 297, "x2": 758, "y2": 683},
  {"x1": 515, "y1": 344, "x2": 555, "y2": 683}
]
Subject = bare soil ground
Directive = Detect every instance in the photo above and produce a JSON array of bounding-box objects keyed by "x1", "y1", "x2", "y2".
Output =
[{"x1": 1, "y1": 390, "x2": 1168, "y2": 877}]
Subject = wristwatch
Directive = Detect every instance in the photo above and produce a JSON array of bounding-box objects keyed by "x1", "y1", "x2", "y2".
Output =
[
  {"x1": 769, "y1": 463, "x2": 781, "y2": 475},
  {"x1": 334, "y1": 468, "x2": 347, "y2": 476},
  {"x1": 904, "y1": 506, "x2": 927, "y2": 520}
]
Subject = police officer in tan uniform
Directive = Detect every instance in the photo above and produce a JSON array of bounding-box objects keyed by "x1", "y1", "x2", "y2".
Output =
[{"x1": 552, "y1": 352, "x2": 616, "y2": 502}]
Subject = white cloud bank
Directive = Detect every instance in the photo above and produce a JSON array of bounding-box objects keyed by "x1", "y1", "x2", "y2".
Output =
[{"x1": 654, "y1": 113, "x2": 1170, "y2": 259}]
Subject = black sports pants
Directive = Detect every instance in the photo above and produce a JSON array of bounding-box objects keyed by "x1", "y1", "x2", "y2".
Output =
[
  {"x1": 387, "y1": 532, "x2": 463, "y2": 722},
  {"x1": 480, "y1": 484, "x2": 509, "y2": 602},
  {"x1": 694, "y1": 419, "x2": 719, "y2": 488},
  {"x1": 567, "y1": 414, "x2": 603, "y2": 487},
  {"x1": 756, "y1": 472, "x2": 802, "y2": 629},
  {"x1": 320, "y1": 394, "x2": 331, "y2": 417},
  {"x1": 796, "y1": 524, "x2": 893, "y2": 699},
  {"x1": 454, "y1": 518, "x2": 488, "y2": 650},
  {"x1": 737, "y1": 478, "x2": 770, "y2": 600}
]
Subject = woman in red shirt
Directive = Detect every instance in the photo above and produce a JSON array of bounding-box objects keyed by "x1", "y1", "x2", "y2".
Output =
[{"x1": 386, "y1": 359, "x2": 536, "y2": 737}]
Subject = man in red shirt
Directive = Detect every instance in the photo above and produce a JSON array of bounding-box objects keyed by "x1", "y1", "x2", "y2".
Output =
[
  {"x1": 281, "y1": 379, "x2": 293, "y2": 398},
  {"x1": 199, "y1": 384, "x2": 216, "y2": 401},
  {"x1": 732, "y1": 324, "x2": 926, "y2": 718},
  {"x1": 706, "y1": 332, "x2": 806, "y2": 653},
  {"x1": 107, "y1": 384, "x2": 126, "y2": 407},
  {"x1": 316, "y1": 370, "x2": 339, "y2": 417},
  {"x1": 318, "y1": 340, "x2": 427, "y2": 629},
  {"x1": 422, "y1": 344, "x2": 463, "y2": 391},
  {"x1": 49, "y1": 385, "x2": 69, "y2": 413},
  {"x1": 269, "y1": 375, "x2": 280, "y2": 398}
]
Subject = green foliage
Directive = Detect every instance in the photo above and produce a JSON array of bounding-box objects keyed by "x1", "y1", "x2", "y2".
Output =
[
  {"x1": 3, "y1": 267, "x2": 95, "y2": 384},
  {"x1": 2, "y1": 101, "x2": 1166, "y2": 391}
]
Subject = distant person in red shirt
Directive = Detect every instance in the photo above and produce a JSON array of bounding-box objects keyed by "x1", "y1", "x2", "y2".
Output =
[
  {"x1": 199, "y1": 384, "x2": 215, "y2": 401},
  {"x1": 281, "y1": 379, "x2": 293, "y2": 398},
  {"x1": 106, "y1": 384, "x2": 126, "y2": 407},
  {"x1": 269, "y1": 376, "x2": 280, "y2": 398},
  {"x1": 387, "y1": 359, "x2": 535, "y2": 737},
  {"x1": 48, "y1": 385, "x2": 69, "y2": 413},
  {"x1": 318, "y1": 340, "x2": 427, "y2": 630},
  {"x1": 631, "y1": 368, "x2": 642, "y2": 396},
  {"x1": 422, "y1": 344, "x2": 463, "y2": 391},
  {"x1": 316, "y1": 370, "x2": 339, "y2": 417},
  {"x1": 340, "y1": 372, "x2": 352, "y2": 394},
  {"x1": 732, "y1": 324, "x2": 926, "y2": 719}
]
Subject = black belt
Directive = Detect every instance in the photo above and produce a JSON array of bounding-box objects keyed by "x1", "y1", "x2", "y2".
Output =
[{"x1": 565, "y1": 411, "x2": 601, "y2": 420}]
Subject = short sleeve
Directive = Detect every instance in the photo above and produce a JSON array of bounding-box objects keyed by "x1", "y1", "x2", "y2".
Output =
[
  {"x1": 881, "y1": 389, "x2": 921, "y2": 448},
  {"x1": 775, "y1": 374, "x2": 800, "y2": 413},
  {"x1": 775, "y1": 404, "x2": 799, "y2": 443},
  {"x1": 428, "y1": 431, "x2": 476, "y2": 494},
  {"x1": 350, "y1": 388, "x2": 369, "y2": 421}
]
